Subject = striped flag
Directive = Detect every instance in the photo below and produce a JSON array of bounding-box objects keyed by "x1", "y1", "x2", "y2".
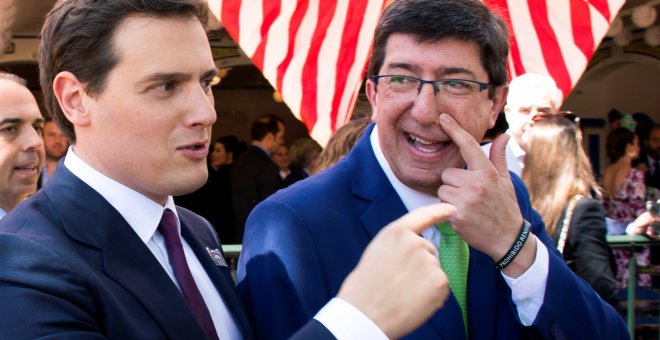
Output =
[
  {"x1": 484, "y1": 0, "x2": 625, "y2": 98},
  {"x1": 212, "y1": 0, "x2": 386, "y2": 146},
  {"x1": 211, "y1": 0, "x2": 625, "y2": 144}
]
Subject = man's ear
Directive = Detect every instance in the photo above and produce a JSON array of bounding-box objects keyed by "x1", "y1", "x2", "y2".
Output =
[
  {"x1": 489, "y1": 85, "x2": 508, "y2": 127},
  {"x1": 365, "y1": 78, "x2": 378, "y2": 123},
  {"x1": 52, "y1": 71, "x2": 91, "y2": 127}
]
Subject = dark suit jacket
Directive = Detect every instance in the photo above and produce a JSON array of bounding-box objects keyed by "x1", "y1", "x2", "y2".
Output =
[
  {"x1": 231, "y1": 145, "x2": 282, "y2": 242},
  {"x1": 645, "y1": 158, "x2": 660, "y2": 189},
  {"x1": 177, "y1": 164, "x2": 236, "y2": 243},
  {"x1": 282, "y1": 166, "x2": 308, "y2": 188},
  {"x1": 0, "y1": 166, "x2": 252, "y2": 339},
  {"x1": 238, "y1": 124, "x2": 627, "y2": 340},
  {"x1": 553, "y1": 197, "x2": 619, "y2": 308}
]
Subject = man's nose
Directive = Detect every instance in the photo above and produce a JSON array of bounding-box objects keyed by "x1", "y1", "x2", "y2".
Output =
[{"x1": 410, "y1": 82, "x2": 440, "y2": 126}]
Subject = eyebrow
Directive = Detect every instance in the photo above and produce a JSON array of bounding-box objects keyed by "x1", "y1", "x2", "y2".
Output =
[
  {"x1": 385, "y1": 63, "x2": 477, "y2": 78},
  {"x1": 138, "y1": 68, "x2": 218, "y2": 84},
  {"x1": 0, "y1": 117, "x2": 44, "y2": 124}
]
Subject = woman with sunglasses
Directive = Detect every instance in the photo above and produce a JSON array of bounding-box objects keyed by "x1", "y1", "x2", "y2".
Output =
[{"x1": 522, "y1": 115, "x2": 619, "y2": 308}]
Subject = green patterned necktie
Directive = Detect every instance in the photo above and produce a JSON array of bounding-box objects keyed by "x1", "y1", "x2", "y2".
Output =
[{"x1": 436, "y1": 221, "x2": 469, "y2": 334}]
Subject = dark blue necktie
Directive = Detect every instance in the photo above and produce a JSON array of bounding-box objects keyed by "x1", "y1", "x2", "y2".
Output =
[{"x1": 158, "y1": 209, "x2": 219, "y2": 340}]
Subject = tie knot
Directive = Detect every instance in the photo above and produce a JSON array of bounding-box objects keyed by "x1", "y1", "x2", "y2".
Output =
[
  {"x1": 158, "y1": 209, "x2": 180, "y2": 247},
  {"x1": 436, "y1": 221, "x2": 456, "y2": 235}
]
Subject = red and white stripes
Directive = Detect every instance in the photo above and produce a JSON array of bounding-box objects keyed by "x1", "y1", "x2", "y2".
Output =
[
  {"x1": 212, "y1": 0, "x2": 625, "y2": 144},
  {"x1": 215, "y1": 0, "x2": 386, "y2": 146},
  {"x1": 485, "y1": 0, "x2": 625, "y2": 98}
]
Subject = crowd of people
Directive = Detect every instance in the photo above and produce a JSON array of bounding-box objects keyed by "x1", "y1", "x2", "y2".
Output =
[{"x1": 0, "y1": 0, "x2": 655, "y2": 339}]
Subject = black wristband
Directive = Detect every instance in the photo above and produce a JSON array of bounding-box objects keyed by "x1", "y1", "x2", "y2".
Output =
[{"x1": 494, "y1": 219, "x2": 531, "y2": 270}]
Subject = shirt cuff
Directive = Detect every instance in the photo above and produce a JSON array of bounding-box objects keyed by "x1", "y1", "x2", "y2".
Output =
[
  {"x1": 314, "y1": 298, "x2": 388, "y2": 340},
  {"x1": 501, "y1": 236, "x2": 549, "y2": 326}
]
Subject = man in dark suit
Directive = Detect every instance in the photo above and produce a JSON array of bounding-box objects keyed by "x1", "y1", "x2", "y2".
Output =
[
  {"x1": 231, "y1": 114, "x2": 285, "y2": 242},
  {"x1": 0, "y1": 0, "x2": 452, "y2": 338},
  {"x1": 645, "y1": 124, "x2": 660, "y2": 190},
  {"x1": 237, "y1": 0, "x2": 627, "y2": 339}
]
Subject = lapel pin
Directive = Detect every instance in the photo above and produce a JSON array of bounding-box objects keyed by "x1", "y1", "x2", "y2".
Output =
[{"x1": 206, "y1": 247, "x2": 229, "y2": 267}]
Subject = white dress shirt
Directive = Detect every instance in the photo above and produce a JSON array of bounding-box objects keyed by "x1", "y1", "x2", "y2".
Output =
[
  {"x1": 481, "y1": 131, "x2": 525, "y2": 177},
  {"x1": 64, "y1": 147, "x2": 241, "y2": 340},
  {"x1": 371, "y1": 126, "x2": 548, "y2": 326}
]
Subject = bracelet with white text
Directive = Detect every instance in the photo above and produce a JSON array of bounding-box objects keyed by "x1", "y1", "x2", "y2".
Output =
[{"x1": 494, "y1": 219, "x2": 531, "y2": 270}]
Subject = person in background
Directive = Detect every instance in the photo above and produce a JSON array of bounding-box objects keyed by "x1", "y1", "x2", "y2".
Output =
[
  {"x1": 287, "y1": 137, "x2": 322, "y2": 182},
  {"x1": 177, "y1": 135, "x2": 238, "y2": 243},
  {"x1": 231, "y1": 113, "x2": 285, "y2": 241},
  {"x1": 0, "y1": 0, "x2": 451, "y2": 338},
  {"x1": 0, "y1": 73, "x2": 45, "y2": 218},
  {"x1": 314, "y1": 116, "x2": 370, "y2": 173},
  {"x1": 271, "y1": 144, "x2": 292, "y2": 182},
  {"x1": 644, "y1": 124, "x2": 660, "y2": 190},
  {"x1": 522, "y1": 114, "x2": 618, "y2": 308},
  {"x1": 237, "y1": 0, "x2": 626, "y2": 339},
  {"x1": 602, "y1": 127, "x2": 660, "y2": 288},
  {"x1": 39, "y1": 118, "x2": 69, "y2": 187},
  {"x1": 499, "y1": 73, "x2": 562, "y2": 176}
]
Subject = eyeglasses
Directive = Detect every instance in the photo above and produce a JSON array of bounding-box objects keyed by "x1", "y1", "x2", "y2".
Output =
[
  {"x1": 371, "y1": 75, "x2": 492, "y2": 97},
  {"x1": 531, "y1": 111, "x2": 580, "y2": 125}
]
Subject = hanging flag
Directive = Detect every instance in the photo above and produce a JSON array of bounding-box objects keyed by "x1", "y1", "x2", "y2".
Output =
[
  {"x1": 213, "y1": 0, "x2": 386, "y2": 146},
  {"x1": 211, "y1": 0, "x2": 625, "y2": 144},
  {"x1": 484, "y1": 0, "x2": 626, "y2": 98}
]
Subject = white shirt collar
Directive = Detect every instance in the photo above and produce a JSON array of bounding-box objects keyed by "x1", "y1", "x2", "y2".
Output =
[
  {"x1": 63, "y1": 146, "x2": 179, "y2": 245},
  {"x1": 505, "y1": 130, "x2": 526, "y2": 159}
]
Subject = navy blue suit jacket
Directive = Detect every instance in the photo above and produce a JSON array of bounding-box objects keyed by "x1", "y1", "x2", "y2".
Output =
[
  {"x1": 238, "y1": 124, "x2": 626, "y2": 340},
  {"x1": 0, "y1": 165, "x2": 254, "y2": 339}
]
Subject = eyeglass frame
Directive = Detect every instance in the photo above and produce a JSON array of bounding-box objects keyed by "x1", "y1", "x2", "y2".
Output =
[{"x1": 371, "y1": 74, "x2": 493, "y2": 96}]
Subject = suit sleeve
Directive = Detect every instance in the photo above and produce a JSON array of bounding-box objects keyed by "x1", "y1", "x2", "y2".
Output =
[
  {"x1": 0, "y1": 235, "x2": 106, "y2": 339},
  {"x1": 509, "y1": 174, "x2": 627, "y2": 339},
  {"x1": 565, "y1": 199, "x2": 619, "y2": 308},
  {"x1": 237, "y1": 199, "x2": 332, "y2": 340}
]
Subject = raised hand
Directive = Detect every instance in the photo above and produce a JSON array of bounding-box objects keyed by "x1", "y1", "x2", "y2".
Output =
[
  {"x1": 337, "y1": 203, "x2": 451, "y2": 339},
  {"x1": 436, "y1": 113, "x2": 536, "y2": 277}
]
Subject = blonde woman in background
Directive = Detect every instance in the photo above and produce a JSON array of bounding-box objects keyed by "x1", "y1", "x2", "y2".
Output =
[{"x1": 523, "y1": 114, "x2": 619, "y2": 308}]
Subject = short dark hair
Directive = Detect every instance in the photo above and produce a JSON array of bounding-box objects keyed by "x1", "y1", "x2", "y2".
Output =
[
  {"x1": 215, "y1": 135, "x2": 240, "y2": 155},
  {"x1": 366, "y1": 0, "x2": 509, "y2": 98},
  {"x1": 39, "y1": 0, "x2": 209, "y2": 143},
  {"x1": 606, "y1": 128, "x2": 635, "y2": 163},
  {"x1": 251, "y1": 114, "x2": 285, "y2": 141}
]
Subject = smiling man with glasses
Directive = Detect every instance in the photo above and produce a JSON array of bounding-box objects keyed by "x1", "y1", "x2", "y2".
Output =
[{"x1": 237, "y1": 0, "x2": 626, "y2": 339}]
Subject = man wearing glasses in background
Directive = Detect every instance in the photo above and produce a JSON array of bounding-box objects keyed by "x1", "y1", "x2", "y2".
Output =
[{"x1": 238, "y1": 0, "x2": 626, "y2": 339}]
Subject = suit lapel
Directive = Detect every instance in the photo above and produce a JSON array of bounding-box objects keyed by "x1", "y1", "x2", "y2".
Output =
[
  {"x1": 46, "y1": 167, "x2": 206, "y2": 338},
  {"x1": 348, "y1": 124, "x2": 408, "y2": 238},
  {"x1": 180, "y1": 220, "x2": 253, "y2": 339}
]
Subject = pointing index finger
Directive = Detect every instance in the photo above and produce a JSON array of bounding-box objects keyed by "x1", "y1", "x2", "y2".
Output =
[
  {"x1": 438, "y1": 113, "x2": 490, "y2": 171},
  {"x1": 390, "y1": 203, "x2": 454, "y2": 235}
]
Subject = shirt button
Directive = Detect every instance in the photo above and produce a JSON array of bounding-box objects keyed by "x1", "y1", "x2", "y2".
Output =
[{"x1": 522, "y1": 298, "x2": 530, "y2": 306}]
